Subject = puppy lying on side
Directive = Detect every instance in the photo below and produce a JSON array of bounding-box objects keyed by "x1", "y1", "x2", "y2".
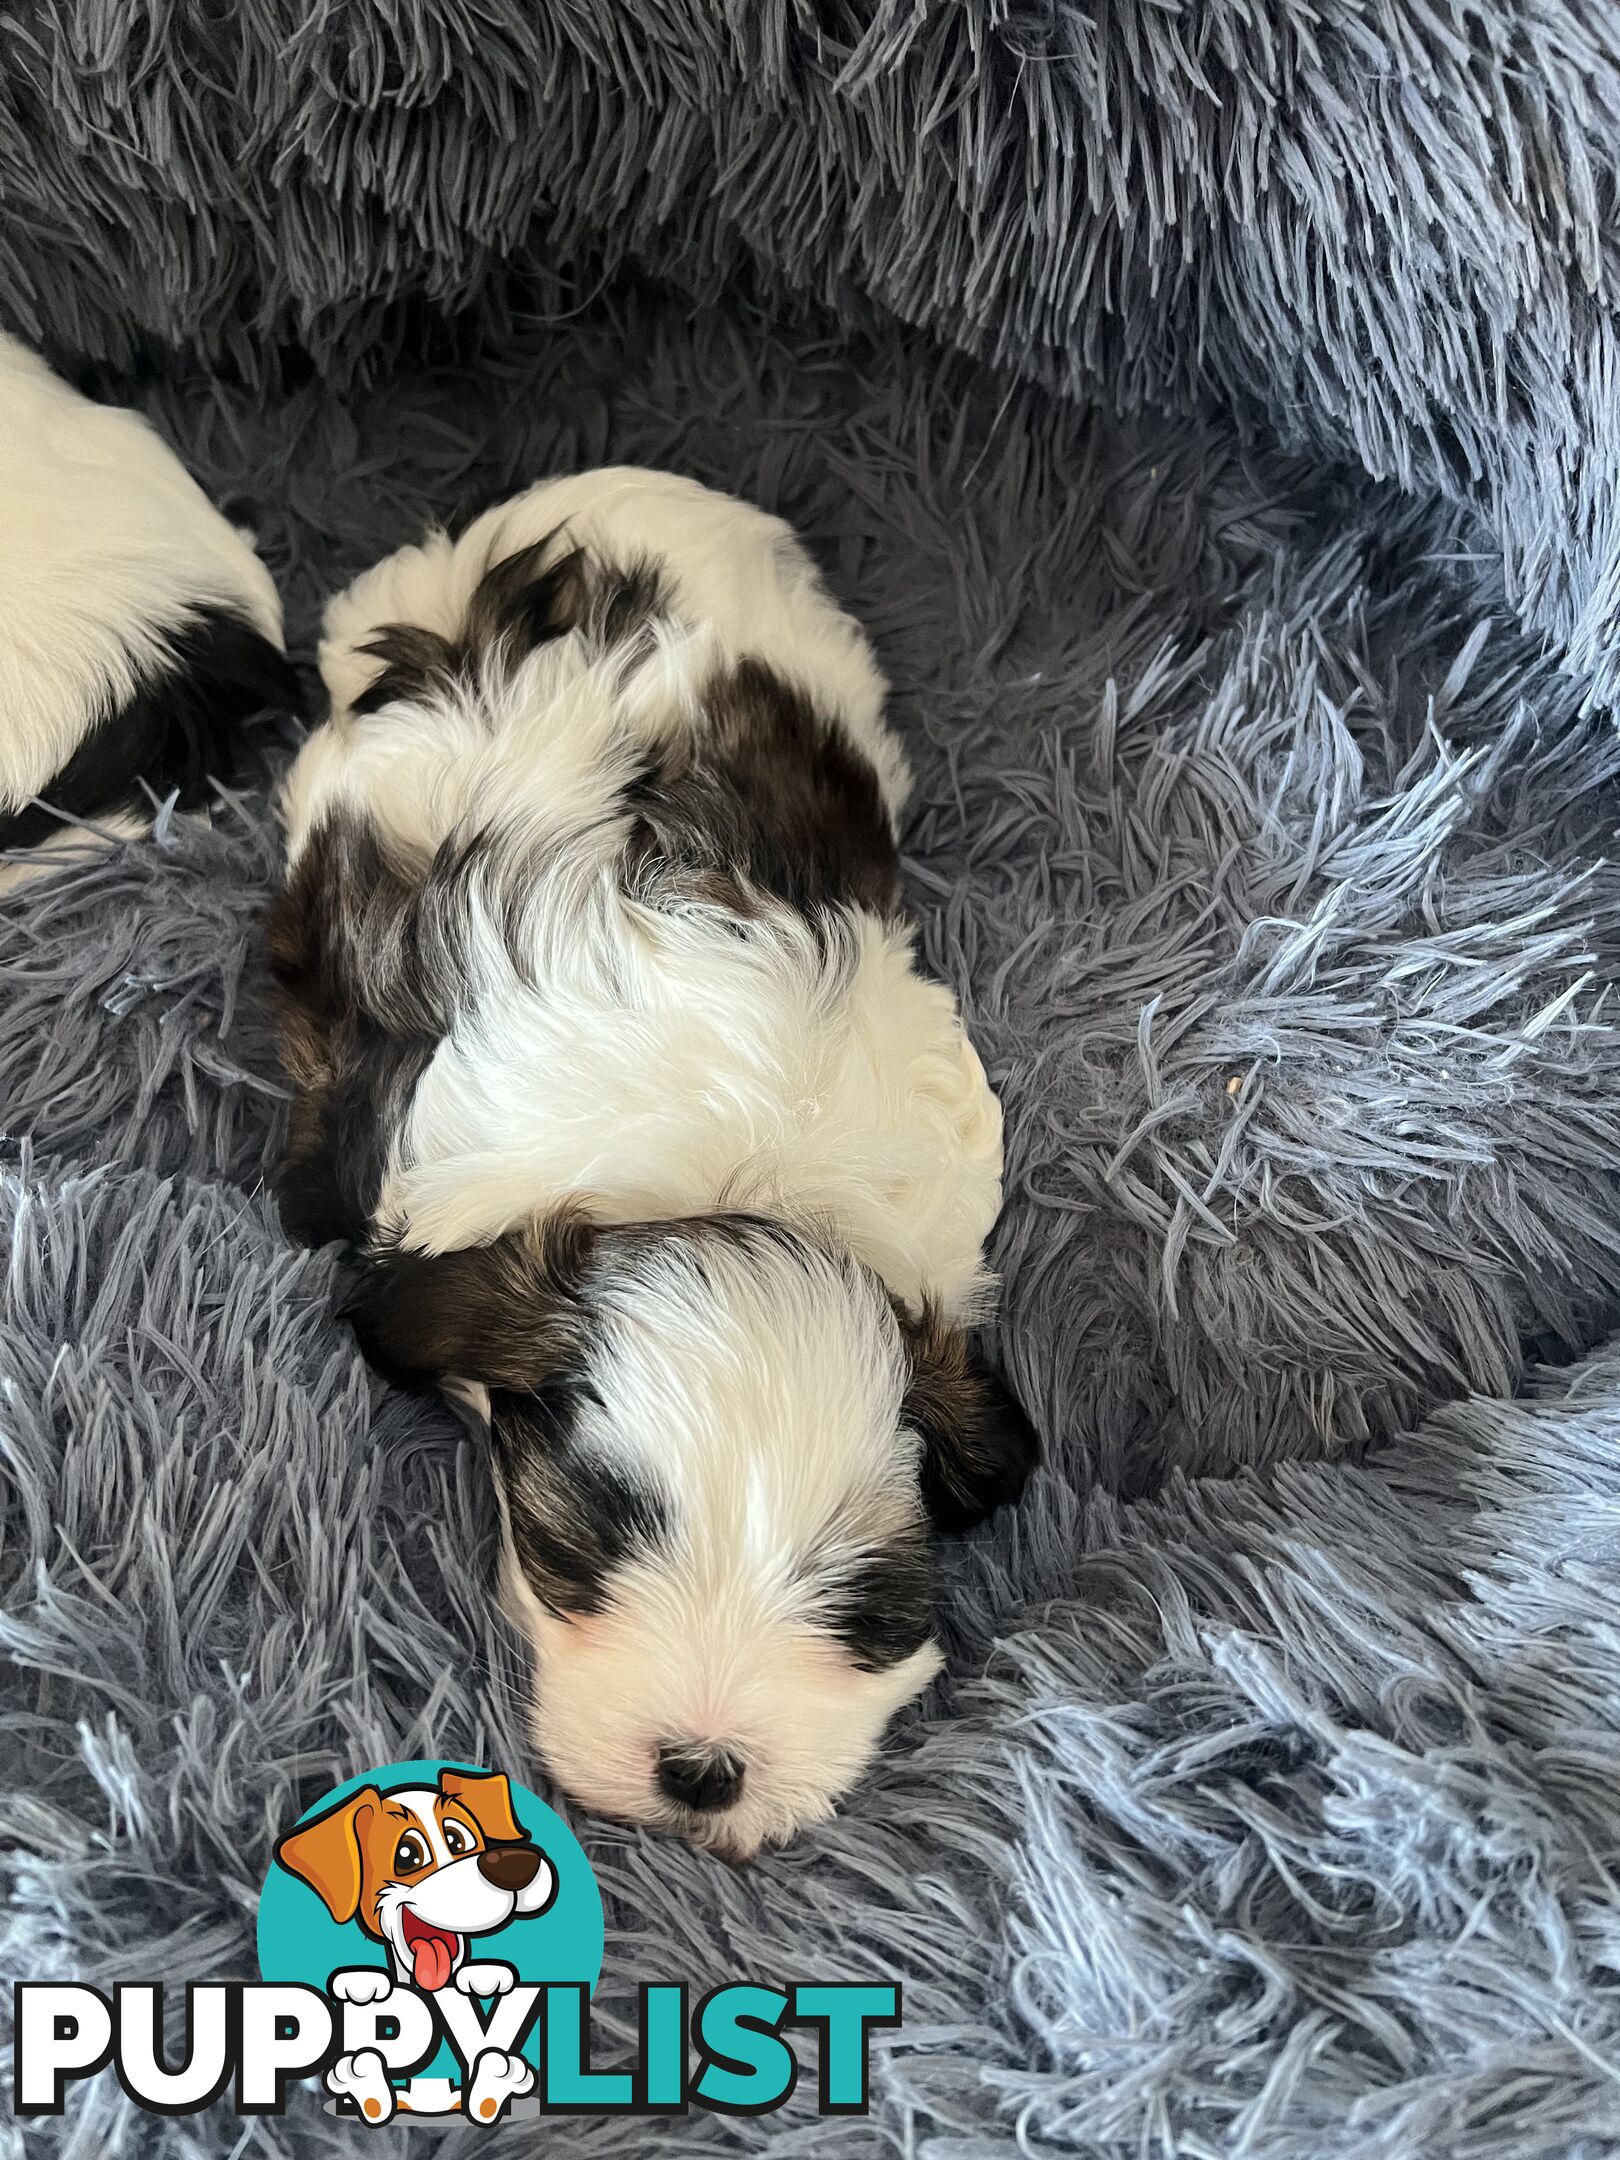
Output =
[
  {"x1": 270, "y1": 468, "x2": 1035, "y2": 1857},
  {"x1": 0, "y1": 332, "x2": 297, "y2": 885}
]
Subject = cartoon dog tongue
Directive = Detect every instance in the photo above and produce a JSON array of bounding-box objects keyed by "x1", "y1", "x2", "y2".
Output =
[{"x1": 404, "y1": 1916, "x2": 457, "y2": 1993}]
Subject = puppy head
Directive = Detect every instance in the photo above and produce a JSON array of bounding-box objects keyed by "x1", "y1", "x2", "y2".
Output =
[
  {"x1": 275, "y1": 1769, "x2": 556, "y2": 1990},
  {"x1": 346, "y1": 1211, "x2": 1036, "y2": 1858}
]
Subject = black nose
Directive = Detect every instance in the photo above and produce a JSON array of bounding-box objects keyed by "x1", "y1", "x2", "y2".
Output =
[
  {"x1": 655, "y1": 1743, "x2": 745, "y2": 1813},
  {"x1": 477, "y1": 1844, "x2": 542, "y2": 1889}
]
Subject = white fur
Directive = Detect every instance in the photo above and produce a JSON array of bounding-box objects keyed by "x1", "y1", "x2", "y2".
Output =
[
  {"x1": 388, "y1": 877, "x2": 997, "y2": 1316},
  {"x1": 499, "y1": 1234, "x2": 944, "y2": 1860},
  {"x1": 0, "y1": 331, "x2": 283, "y2": 812}
]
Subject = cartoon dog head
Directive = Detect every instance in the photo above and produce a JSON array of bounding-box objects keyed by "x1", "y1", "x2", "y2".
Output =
[{"x1": 276, "y1": 1769, "x2": 556, "y2": 1993}]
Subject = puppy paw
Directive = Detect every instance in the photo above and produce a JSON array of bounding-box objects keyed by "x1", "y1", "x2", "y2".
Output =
[
  {"x1": 327, "y1": 2047, "x2": 396, "y2": 2123},
  {"x1": 330, "y1": 1966, "x2": 394, "y2": 2006},
  {"x1": 463, "y1": 2048, "x2": 534, "y2": 2123},
  {"x1": 456, "y1": 1961, "x2": 517, "y2": 1999}
]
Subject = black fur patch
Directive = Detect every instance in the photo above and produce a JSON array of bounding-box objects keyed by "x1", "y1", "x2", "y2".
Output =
[
  {"x1": 493, "y1": 1382, "x2": 672, "y2": 1617},
  {"x1": 339, "y1": 1209, "x2": 602, "y2": 1390},
  {"x1": 895, "y1": 1305, "x2": 1040, "y2": 1534},
  {"x1": 622, "y1": 657, "x2": 900, "y2": 918},
  {"x1": 272, "y1": 1022, "x2": 432, "y2": 1252},
  {"x1": 338, "y1": 1202, "x2": 677, "y2": 1619},
  {"x1": 350, "y1": 535, "x2": 665, "y2": 716},
  {"x1": 822, "y1": 1531, "x2": 936, "y2": 1672},
  {"x1": 267, "y1": 809, "x2": 464, "y2": 1247},
  {"x1": 0, "y1": 603, "x2": 301, "y2": 852}
]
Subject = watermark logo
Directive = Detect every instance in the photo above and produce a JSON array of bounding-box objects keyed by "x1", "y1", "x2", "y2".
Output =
[
  {"x1": 13, "y1": 1756, "x2": 898, "y2": 2127},
  {"x1": 259, "y1": 1756, "x2": 599, "y2": 2122}
]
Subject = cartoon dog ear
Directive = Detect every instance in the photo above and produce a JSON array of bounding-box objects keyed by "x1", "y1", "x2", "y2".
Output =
[
  {"x1": 439, "y1": 1768, "x2": 527, "y2": 1845},
  {"x1": 342, "y1": 1208, "x2": 602, "y2": 1392},
  {"x1": 895, "y1": 1305, "x2": 1039, "y2": 1535},
  {"x1": 274, "y1": 1787, "x2": 381, "y2": 1925}
]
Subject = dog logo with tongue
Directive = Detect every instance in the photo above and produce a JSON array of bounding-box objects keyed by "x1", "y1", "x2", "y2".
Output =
[{"x1": 258, "y1": 1757, "x2": 602, "y2": 2125}]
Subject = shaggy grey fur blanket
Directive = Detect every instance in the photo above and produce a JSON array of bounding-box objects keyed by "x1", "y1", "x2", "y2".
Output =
[{"x1": 7, "y1": 5, "x2": 1620, "y2": 2155}]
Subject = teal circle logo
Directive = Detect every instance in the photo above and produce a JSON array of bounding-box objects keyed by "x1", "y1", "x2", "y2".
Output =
[{"x1": 257, "y1": 1758, "x2": 601, "y2": 2120}]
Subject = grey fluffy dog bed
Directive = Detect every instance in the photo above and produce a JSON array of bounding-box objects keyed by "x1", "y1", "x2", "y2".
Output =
[{"x1": 8, "y1": 5, "x2": 1620, "y2": 2155}]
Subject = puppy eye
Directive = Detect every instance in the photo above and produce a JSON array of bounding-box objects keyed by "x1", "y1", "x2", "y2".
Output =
[
  {"x1": 442, "y1": 1819, "x2": 474, "y2": 1855},
  {"x1": 394, "y1": 1831, "x2": 429, "y2": 1873}
]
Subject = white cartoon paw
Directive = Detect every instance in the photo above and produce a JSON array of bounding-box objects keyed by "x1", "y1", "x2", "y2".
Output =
[
  {"x1": 327, "y1": 2047, "x2": 396, "y2": 2123},
  {"x1": 463, "y1": 2048, "x2": 534, "y2": 2124},
  {"x1": 330, "y1": 1967, "x2": 394, "y2": 2006},
  {"x1": 455, "y1": 1962, "x2": 516, "y2": 1999}
]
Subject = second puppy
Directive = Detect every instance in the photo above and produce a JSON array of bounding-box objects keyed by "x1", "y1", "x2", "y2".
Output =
[
  {"x1": 0, "y1": 332, "x2": 297, "y2": 884},
  {"x1": 271, "y1": 468, "x2": 1034, "y2": 1857}
]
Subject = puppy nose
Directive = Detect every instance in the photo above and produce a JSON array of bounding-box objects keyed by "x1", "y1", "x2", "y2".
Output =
[
  {"x1": 655, "y1": 1742, "x2": 745, "y2": 1813},
  {"x1": 477, "y1": 1844, "x2": 542, "y2": 1890}
]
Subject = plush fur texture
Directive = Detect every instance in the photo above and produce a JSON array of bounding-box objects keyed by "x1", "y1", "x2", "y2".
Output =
[
  {"x1": 0, "y1": 333, "x2": 298, "y2": 877},
  {"x1": 272, "y1": 472, "x2": 1022, "y2": 1854},
  {"x1": 4, "y1": 3, "x2": 1620, "y2": 710},
  {"x1": 7, "y1": 6, "x2": 1620, "y2": 2155}
]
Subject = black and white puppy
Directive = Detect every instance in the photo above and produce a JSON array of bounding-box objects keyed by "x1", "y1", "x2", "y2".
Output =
[
  {"x1": 270, "y1": 468, "x2": 1035, "y2": 1857},
  {"x1": 0, "y1": 332, "x2": 298, "y2": 884}
]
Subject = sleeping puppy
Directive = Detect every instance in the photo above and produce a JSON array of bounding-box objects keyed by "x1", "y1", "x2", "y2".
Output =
[
  {"x1": 0, "y1": 332, "x2": 297, "y2": 885},
  {"x1": 270, "y1": 468, "x2": 1036, "y2": 1857}
]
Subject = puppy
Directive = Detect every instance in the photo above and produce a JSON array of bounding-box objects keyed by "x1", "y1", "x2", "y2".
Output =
[
  {"x1": 270, "y1": 468, "x2": 1036, "y2": 1857},
  {"x1": 0, "y1": 332, "x2": 297, "y2": 885}
]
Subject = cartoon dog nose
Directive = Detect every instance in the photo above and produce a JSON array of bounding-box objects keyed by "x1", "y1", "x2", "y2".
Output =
[
  {"x1": 477, "y1": 1844, "x2": 543, "y2": 1890},
  {"x1": 655, "y1": 1743, "x2": 744, "y2": 1813}
]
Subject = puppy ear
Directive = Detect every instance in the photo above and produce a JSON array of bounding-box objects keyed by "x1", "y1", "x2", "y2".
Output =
[
  {"x1": 439, "y1": 1768, "x2": 527, "y2": 1845},
  {"x1": 896, "y1": 1305, "x2": 1039, "y2": 1534},
  {"x1": 274, "y1": 1787, "x2": 380, "y2": 1925},
  {"x1": 342, "y1": 1209, "x2": 600, "y2": 1392}
]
